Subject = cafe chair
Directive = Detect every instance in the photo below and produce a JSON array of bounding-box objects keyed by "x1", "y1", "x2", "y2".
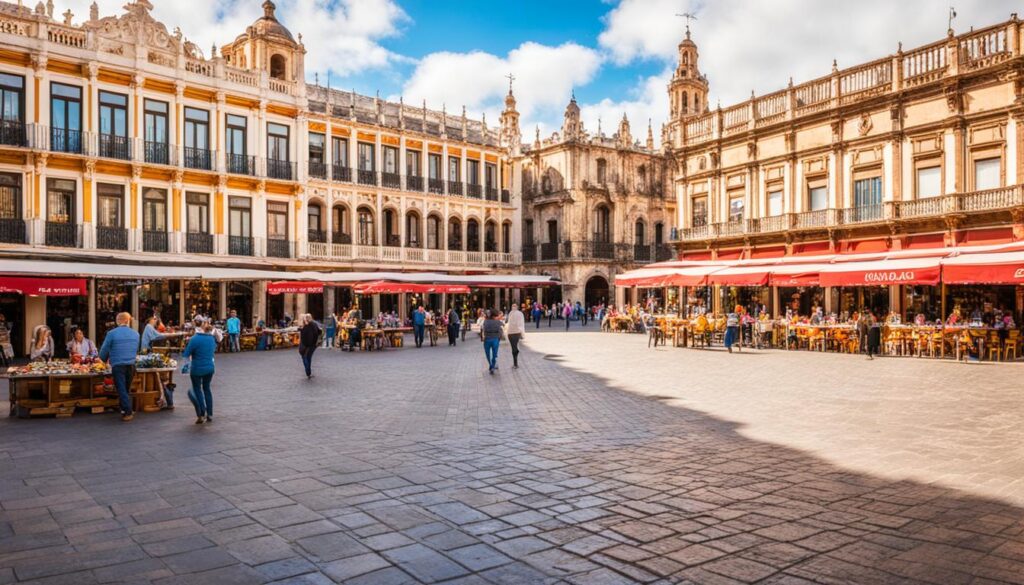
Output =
[{"x1": 1004, "y1": 331, "x2": 1019, "y2": 360}]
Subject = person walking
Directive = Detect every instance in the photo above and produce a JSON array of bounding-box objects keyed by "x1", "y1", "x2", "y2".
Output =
[
  {"x1": 724, "y1": 309, "x2": 740, "y2": 353},
  {"x1": 580, "y1": 302, "x2": 588, "y2": 326},
  {"x1": 226, "y1": 310, "x2": 241, "y2": 352},
  {"x1": 182, "y1": 319, "x2": 217, "y2": 424},
  {"x1": 446, "y1": 305, "x2": 460, "y2": 346},
  {"x1": 412, "y1": 306, "x2": 427, "y2": 348},
  {"x1": 298, "y1": 314, "x2": 320, "y2": 379},
  {"x1": 323, "y1": 311, "x2": 337, "y2": 349},
  {"x1": 98, "y1": 313, "x2": 140, "y2": 422},
  {"x1": 481, "y1": 310, "x2": 504, "y2": 374},
  {"x1": 562, "y1": 301, "x2": 572, "y2": 330},
  {"x1": 532, "y1": 302, "x2": 542, "y2": 329},
  {"x1": 506, "y1": 304, "x2": 525, "y2": 368},
  {"x1": 866, "y1": 312, "x2": 881, "y2": 360}
]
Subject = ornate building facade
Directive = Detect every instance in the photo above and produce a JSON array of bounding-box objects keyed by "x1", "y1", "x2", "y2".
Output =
[
  {"x1": 515, "y1": 97, "x2": 675, "y2": 307},
  {"x1": 664, "y1": 17, "x2": 1024, "y2": 315}
]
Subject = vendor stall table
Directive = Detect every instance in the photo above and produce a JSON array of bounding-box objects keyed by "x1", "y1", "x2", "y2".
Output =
[{"x1": 8, "y1": 367, "x2": 174, "y2": 418}]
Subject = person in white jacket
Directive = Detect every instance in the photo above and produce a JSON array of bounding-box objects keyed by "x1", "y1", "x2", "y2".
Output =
[{"x1": 505, "y1": 305, "x2": 526, "y2": 368}]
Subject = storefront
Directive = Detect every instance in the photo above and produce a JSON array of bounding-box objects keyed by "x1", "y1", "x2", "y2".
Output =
[
  {"x1": 95, "y1": 279, "x2": 131, "y2": 345},
  {"x1": 184, "y1": 280, "x2": 219, "y2": 319},
  {"x1": 227, "y1": 282, "x2": 254, "y2": 326},
  {"x1": 0, "y1": 277, "x2": 88, "y2": 357},
  {"x1": 138, "y1": 280, "x2": 181, "y2": 327}
]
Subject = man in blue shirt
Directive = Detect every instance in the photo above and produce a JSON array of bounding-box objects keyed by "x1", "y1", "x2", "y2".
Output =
[
  {"x1": 226, "y1": 310, "x2": 241, "y2": 352},
  {"x1": 99, "y1": 312, "x2": 141, "y2": 421},
  {"x1": 412, "y1": 306, "x2": 427, "y2": 348}
]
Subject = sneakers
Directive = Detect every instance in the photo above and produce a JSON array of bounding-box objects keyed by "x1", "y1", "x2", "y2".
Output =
[
  {"x1": 195, "y1": 416, "x2": 204, "y2": 424},
  {"x1": 205, "y1": 416, "x2": 212, "y2": 424},
  {"x1": 121, "y1": 413, "x2": 134, "y2": 422},
  {"x1": 489, "y1": 368, "x2": 494, "y2": 375}
]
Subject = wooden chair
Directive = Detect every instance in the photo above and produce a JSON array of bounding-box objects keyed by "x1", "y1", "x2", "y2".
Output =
[
  {"x1": 1005, "y1": 331, "x2": 1020, "y2": 360},
  {"x1": 987, "y1": 332, "x2": 1002, "y2": 361},
  {"x1": 648, "y1": 325, "x2": 665, "y2": 348}
]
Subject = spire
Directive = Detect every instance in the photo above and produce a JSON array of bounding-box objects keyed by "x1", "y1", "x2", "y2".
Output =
[
  {"x1": 262, "y1": 0, "x2": 276, "y2": 19},
  {"x1": 646, "y1": 119, "x2": 654, "y2": 150}
]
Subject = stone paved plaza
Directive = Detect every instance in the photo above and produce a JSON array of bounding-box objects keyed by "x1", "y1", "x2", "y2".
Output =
[{"x1": 2, "y1": 327, "x2": 1024, "y2": 584}]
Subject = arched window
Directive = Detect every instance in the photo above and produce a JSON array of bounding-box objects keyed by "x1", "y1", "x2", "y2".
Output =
[
  {"x1": 635, "y1": 220, "x2": 645, "y2": 245},
  {"x1": 270, "y1": 54, "x2": 287, "y2": 80},
  {"x1": 383, "y1": 209, "x2": 398, "y2": 246},
  {"x1": 332, "y1": 204, "x2": 350, "y2": 243},
  {"x1": 502, "y1": 221, "x2": 512, "y2": 254},
  {"x1": 683, "y1": 53, "x2": 689, "y2": 65},
  {"x1": 307, "y1": 202, "x2": 324, "y2": 243},
  {"x1": 405, "y1": 211, "x2": 421, "y2": 248},
  {"x1": 681, "y1": 92, "x2": 688, "y2": 113},
  {"x1": 694, "y1": 94, "x2": 700, "y2": 113},
  {"x1": 484, "y1": 221, "x2": 497, "y2": 252},
  {"x1": 596, "y1": 158, "x2": 607, "y2": 185},
  {"x1": 637, "y1": 165, "x2": 647, "y2": 192},
  {"x1": 427, "y1": 215, "x2": 442, "y2": 250},
  {"x1": 467, "y1": 219, "x2": 480, "y2": 251},
  {"x1": 654, "y1": 222, "x2": 664, "y2": 245},
  {"x1": 447, "y1": 217, "x2": 462, "y2": 250},
  {"x1": 356, "y1": 206, "x2": 374, "y2": 245},
  {"x1": 594, "y1": 206, "x2": 611, "y2": 243}
]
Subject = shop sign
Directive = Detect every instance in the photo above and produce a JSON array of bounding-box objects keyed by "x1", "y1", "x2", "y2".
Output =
[
  {"x1": 863, "y1": 271, "x2": 916, "y2": 284},
  {"x1": 0, "y1": 277, "x2": 87, "y2": 296},
  {"x1": 1014, "y1": 268, "x2": 1024, "y2": 279}
]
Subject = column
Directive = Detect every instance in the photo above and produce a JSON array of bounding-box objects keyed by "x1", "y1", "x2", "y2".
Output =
[
  {"x1": 324, "y1": 286, "x2": 336, "y2": 316},
  {"x1": 253, "y1": 281, "x2": 267, "y2": 328},
  {"x1": 218, "y1": 282, "x2": 227, "y2": 320},
  {"x1": 87, "y1": 279, "x2": 97, "y2": 342},
  {"x1": 178, "y1": 279, "x2": 186, "y2": 326},
  {"x1": 171, "y1": 171, "x2": 183, "y2": 251}
]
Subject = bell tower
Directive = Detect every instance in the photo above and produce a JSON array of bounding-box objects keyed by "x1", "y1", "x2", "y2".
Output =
[
  {"x1": 499, "y1": 76, "x2": 522, "y2": 155},
  {"x1": 562, "y1": 91, "x2": 581, "y2": 141},
  {"x1": 667, "y1": 24, "x2": 708, "y2": 121}
]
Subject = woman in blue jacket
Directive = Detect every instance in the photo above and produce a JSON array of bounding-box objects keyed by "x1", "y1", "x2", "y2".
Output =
[{"x1": 182, "y1": 319, "x2": 218, "y2": 424}]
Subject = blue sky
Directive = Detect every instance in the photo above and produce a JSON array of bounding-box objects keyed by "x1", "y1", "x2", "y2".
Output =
[{"x1": 73, "y1": 0, "x2": 1024, "y2": 142}]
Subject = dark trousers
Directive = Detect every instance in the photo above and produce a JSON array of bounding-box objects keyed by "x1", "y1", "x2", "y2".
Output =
[
  {"x1": 188, "y1": 373, "x2": 213, "y2": 417},
  {"x1": 565, "y1": 317, "x2": 570, "y2": 330},
  {"x1": 581, "y1": 313, "x2": 588, "y2": 326},
  {"x1": 533, "y1": 312, "x2": 541, "y2": 328},
  {"x1": 548, "y1": 314, "x2": 553, "y2": 327},
  {"x1": 414, "y1": 324, "x2": 425, "y2": 347},
  {"x1": 300, "y1": 346, "x2": 316, "y2": 376},
  {"x1": 508, "y1": 334, "x2": 522, "y2": 366},
  {"x1": 447, "y1": 324, "x2": 459, "y2": 345},
  {"x1": 111, "y1": 364, "x2": 135, "y2": 415},
  {"x1": 484, "y1": 337, "x2": 499, "y2": 370}
]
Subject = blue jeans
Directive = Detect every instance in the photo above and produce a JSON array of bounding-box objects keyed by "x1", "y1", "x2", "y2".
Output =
[
  {"x1": 484, "y1": 337, "x2": 500, "y2": 370},
  {"x1": 228, "y1": 333, "x2": 240, "y2": 352},
  {"x1": 188, "y1": 373, "x2": 213, "y2": 418},
  {"x1": 300, "y1": 346, "x2": 316, "y2": 376},
  {"x1": 724, "y1": 326, "x2": 738, "y2": 349},
  {"x1": 533, "y1": 312, "x2": 541, "y2": 328},
  {"x1": 325, "y1": 328, "x2": 336, "y2": 348},
  {"x1": 414, "y1": 324, "x2": 425, "y2": 347},
  {"x1": 111, "y1": 365, "x2": 135, "y2": 415}
]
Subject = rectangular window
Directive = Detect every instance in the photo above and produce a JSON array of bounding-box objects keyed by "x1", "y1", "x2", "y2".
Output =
[
  {"x1": 729, "y1": 196, "x2": 744, "y2": 222},
  {"x1": 0, "y1": 172, "x2": 21, "y2": 219},
  {"x1": 267, "y1": 122, "x2": 289, "y2": 162},
  {"x1": 917, "y1": 166, "x2": 942, "y2": 198},
  {"x1": 186, "y1": 192, "x2": 209, "y2": 233},
  {"x1": 448, "y1": 156, "x2": 460, "y2": 181},
  {"x1": 225, "y1": 114, "x2": 246, "y2": 156},
  {"x1": 382, "y1": 145, "x2": 398, "y2": 173},
  {"x1": 691, "y1": 196, "x2": 707, "y2": 227},
  {"x1": 46, "y1": 178, "x2": 75, "y2": 223},
  {"x1": 184, "y1": 107, "x2": 209, "y2": 150},
  {"x1": 357, "y1": 142, "x2": 375, "y2": 171},
  {"x1": 808, "y1": 186, "x2": 828, "y2": 211},
  {"x1": 524, "y1": 219, "x2": 534, "y2": 245},
  {"x1": 547, "y1": 219, "x2": 558, "y2": 243},
  {"x1": 974, "y1": 157, "x2": 1000, "y2": 191},
  {"x1": 332, "y1": 137, "x2": 348, "y2": 166},
  {"x1": 308, "y1": 132, "x2": 324, "y2": 164},
  {"x1": 467, "y1": 159, "x2": 480, "y2": 185},
  {"x1": 144, "y1": 99, "x2": 168, "y2": 163},
  {"x1": 267, "y1": 201, "x2": 288, "y2": 239},
  {"x1": 98, "y1": 91, "x2": 127, "y2": 138},
  {"x1": 50, "y1": 83, "x2": 82, "y2": 153},
  {"x1": 485, "y1": 163, "x2": 497, "y2": 189},
  {"x1": 96, "y1": 183, "x2": 122, "y2": 228},
  {"x1": 767, "y1": 190, "x2": 783, "y2": 216},
  {"x1": 0, "y1": 72, "x2": 24, "y2": 124},
  {"x1": 853, "y1": 177, "x2": 882, "y2": 208},
  {"x1": 229, "y1": 197, "x2": 251, "y2": 238},
  {"x1": 406, "y1": 150, "x2": 421, "y2": 176},
  {"x1": 428, "y1": 153, "x2": 441, "y2": 179},
  {"x1": 142, "y1": 188, "x2": 167, "y2": 232}
]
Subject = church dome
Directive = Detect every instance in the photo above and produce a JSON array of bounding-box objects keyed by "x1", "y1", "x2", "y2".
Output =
[{"x1": 249, "y1": 1, "x2": 296, "y2": 44}]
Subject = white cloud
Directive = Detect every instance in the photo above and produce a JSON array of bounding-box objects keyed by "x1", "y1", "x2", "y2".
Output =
[
  {"x1": 399, "y1": 42, "x2": 602, "y2": 124},
  {"x1": 599, "y1": 0, "x2": 1021, "y2": 107},
  {"x1": 59, "y1": 0, "x2": 407, "y2": 78},
  {"x1": 580, "y1": 69, "x2": 672, "y2": 146}
]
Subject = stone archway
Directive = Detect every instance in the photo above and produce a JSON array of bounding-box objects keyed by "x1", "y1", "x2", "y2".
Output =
[{"x1": 585, "y1": 275, "x2": 610, "y2": 308}]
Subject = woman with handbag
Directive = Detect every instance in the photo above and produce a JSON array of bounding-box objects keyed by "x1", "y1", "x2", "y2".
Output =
[{"x1": 182, "y1": 318, "x2": 217, "y2": 424}]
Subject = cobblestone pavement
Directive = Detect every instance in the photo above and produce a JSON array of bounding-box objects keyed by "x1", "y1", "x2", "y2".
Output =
[{"x1": 2, "y1": 326, "x2": 1024, "y2": 584}]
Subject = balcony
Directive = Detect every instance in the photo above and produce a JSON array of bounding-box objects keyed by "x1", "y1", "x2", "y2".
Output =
[
  {"x1": 185, "y1": 232, "x2": 213, "y2": 254},
  {"x1": 384, "y1": 234, "x2": 401, "y2": 248},
  {"x1": 567, "y1": 240, "x2": 616, "y2": 260},
  {"x1": 0, "y1": 120, "x2": 27, "y2": 147},
  {"x1": 228, "y1": 235, "x2": 254, "y2": 256},
  {"x1": 540, "y1": 242, "x2": 560, "y2": 261},
  {"x1": 227, "y1": 153, "x2": 256, "y2": 176},
  {"x1": 633, "y1": 244, "x2": 652, "y2": 263},
  {"x1": 266, "y1": 159, "x2": 295, "y2": 181},
  {"x1": 265, "y1": 237, "x2": 292, "y2": 258},
  {"x1": 331, "y1": 231, "x2": 351, "y2": 245},
  {"x1": 332, "y1": 165, "x2": 352, "y2": 182},
  {"x1": 308, "y1": 160, "x2": 327, "y2": 180},
  {"x1": 522, "y1": 244, "x2": 537, "y2": 262},
  {"x1": 95, "y1": 226, "x2": 128, "y2": 250},
  {"x1": 406, "y1": 175, "x2": 423, "y2": 192},
  {"x1": 183, "y1": 147, "x2": 213, "y2": 171},
  {"x1": 308, "y1": 229, "x2": 327, "y2": 244},
  {"x1": 142, "y1": 230, "x2": 168, "y2": 253},
  {"x1": 841, "y1": 204, "x2": 885, "y2": 224},
  {"x1": 0, "y1": 217, "x2": 26, "y2": 244},
  {"x1": 144, "y1": 141, "x2": 171, "y2": 165},
  {"x1": 501, "y1": 189, "x2": 511, "y2": 203},
  {"x1": 45, "y1": 222, "x2": 80, "y2": 247},
  {"x1": 357, "y1": 169, "x2": 377, "y2": 186},
  {"x1": 655, "y1": 245, "x2": 674, "y2": 262},
  {"x1": 305, "y1": 241, "x2": 520, "y2": 267},
  {"x1": 467, "y1": 183, "x2": 482, "y2": 198},
  {"x1": 485, "y1": 186, "x2": 498, "y2": 201},
  {"x1": 428, "y1": 178, "x2": 444, "y2": 194},
  {"x1": 448, "y1": 181, "x2": 464, "y2": 196},
  {"x1": 50, "y1": 128, "x2": 83, "y2": 154},
  {"x1": 381, "y1": 172, "x2": 401, "y2": 190},
  {"x1": 98, "y1": 134, "x2": 130, "y2": 160}
]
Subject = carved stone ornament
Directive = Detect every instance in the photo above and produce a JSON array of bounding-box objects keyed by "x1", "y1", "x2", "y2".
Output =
[
  {"x1": 698, "y1": 156, "x2": 707, "y2": 171},
  {"x1": 857, "y1": 113, "x2": 873, "y2": 136},
  {"x1": 86, "y1": 0, "x2": 203, "y2": 59}
]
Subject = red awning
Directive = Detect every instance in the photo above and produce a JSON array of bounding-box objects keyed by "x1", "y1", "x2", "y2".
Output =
[
  {"x1": 267, "y1": 281, "x2": 324, "y2": 295},
  {"x1": 941, "y1": 251, "x2": 1024, "y2": 284},
  {"x1": 353, "y1": 281, "x2": 470, "y2": 294},
  {"x1": 819, "y1": 257, "x2": 942, "y2": 287},
  {"x1": 615, "y1": 265, "x2": 723, "y2": 287},
  {"x1": 0, "y1": 277, "x2": 87, "y2": 296},
  {"x1": 707, "y1": 267, "x2": 770, "y2": 286}
]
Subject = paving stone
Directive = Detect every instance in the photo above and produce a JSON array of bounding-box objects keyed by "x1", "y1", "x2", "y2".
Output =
[
  {"x1": 320, "y1": 552, "x2": 392, "y2": 582},
  {"x1": 446, "y1": 543, "x2": 513, "y2": 571},
  {"x1": 295, "y1": 532, "x2": 370, "y2": 562},
  {"x1": 381, "y1": 543, "x2": 469, "y2": 582}
]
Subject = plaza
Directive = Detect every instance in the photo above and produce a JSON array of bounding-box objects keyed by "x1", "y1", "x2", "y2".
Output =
[{"x1": 2, "y1": 328, "x2": 1023, "y2": 584}]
